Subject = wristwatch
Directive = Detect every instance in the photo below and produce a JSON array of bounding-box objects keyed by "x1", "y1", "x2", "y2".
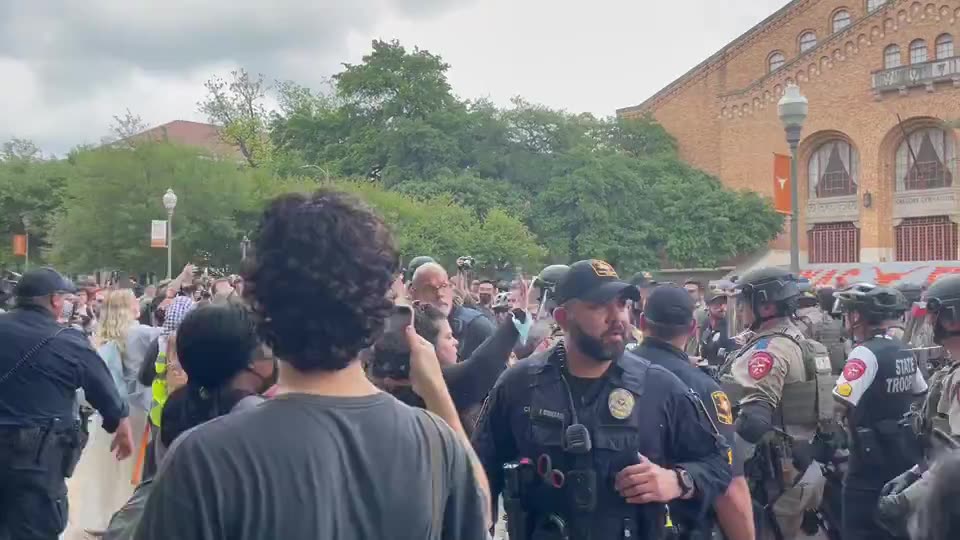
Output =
[{"x1": 675, "y1": 468, "x2": 695, "y2": 498}]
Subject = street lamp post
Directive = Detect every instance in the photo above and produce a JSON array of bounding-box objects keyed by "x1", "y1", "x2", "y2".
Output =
[
  {"x1": 778, "y1": 84, "x2": 809, "y2": 274},
  {"x1": 21, "y1": 214, "x2": 31, "y2": 271},
  {"x1": 162, "y1": 188, "x2": 178, "y2": 279},
  {"x1": 241, "y1": 235, "x2": 250, "y2": 261}
]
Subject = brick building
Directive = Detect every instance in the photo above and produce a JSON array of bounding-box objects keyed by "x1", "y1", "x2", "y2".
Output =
[{"x1": 619, "y1": 0, "x2": 960, "y2": 268}]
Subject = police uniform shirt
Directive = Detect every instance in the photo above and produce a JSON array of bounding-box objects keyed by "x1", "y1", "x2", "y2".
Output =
[
  {"x1": 730, "y1": 320, "x2": 807, "y2": 410},
  {"x1": 472, "y1": 345, "x2": 732, "y2": 540},
  {"x1": 831, "y1": 334, "x2": 927, "y2": 486},
  {"x1": 831, "y1": 336, "x2": 927, "y2": 410},
  {"x1": 0, "y1": 306, "x2": 128, "y2": 431},
  {"x1": 937, "y1": 363, "x2": 960, "y2": 434}
]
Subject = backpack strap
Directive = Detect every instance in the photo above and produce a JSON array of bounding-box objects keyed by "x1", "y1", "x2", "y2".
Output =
[{"x1": 0, "y1": 327, "x2": 67, "y2": 386}]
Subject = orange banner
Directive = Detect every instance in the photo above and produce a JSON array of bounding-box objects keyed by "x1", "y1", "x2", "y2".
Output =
[
  {"x1": 773, "y1": 153, "x2": 791, "y2": 214},
  {"x1": 12, "y1": 234, "x2": 26, "y2": 256}
]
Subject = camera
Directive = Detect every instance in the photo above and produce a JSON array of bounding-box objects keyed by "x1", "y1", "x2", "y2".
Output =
[{"x1": 456, "y1": 256, "x2": 475, "y2": 271}]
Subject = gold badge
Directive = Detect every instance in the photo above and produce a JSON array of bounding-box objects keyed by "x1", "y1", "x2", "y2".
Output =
[
  {"x1": 590, "y1": 259, "x2": 618, "y2": 278},
  {"x1": 727, "y1": 448, "x2": 733, "y2": 465},
  {"x1": 711, "y1": 391, "x2": 733, "y2": 425},
  {"x1": 837, "y1": 383, "x2": 853, "y2": 397},
  {"x1": 608, "y1": 388, "x2": 635, "y2": 420}
]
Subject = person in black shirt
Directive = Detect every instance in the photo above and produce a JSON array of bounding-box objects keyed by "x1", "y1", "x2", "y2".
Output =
[
  {"x1": 831, "y1": 284, "x2": 927, "y2": 540},
  {"x1": 634, "y1": 285, "x2": 753, "y2": 540},
  {"x1": 697, "y1": 287, "x2": 735, "y2": 366},
  {"x1": 0, "y1": 268, "x2": 133, "y2": 540}
]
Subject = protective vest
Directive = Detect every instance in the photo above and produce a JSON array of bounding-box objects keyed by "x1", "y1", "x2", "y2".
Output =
[
  {"x1": 149, "y1": 336, "x2": 169, "y2": 427},
  {"x1": 720, "y1": 326, "x2": 833, "y2": 427},
  {"x1": 811, "y1": 316, "x2": 847, "y2": 375}
]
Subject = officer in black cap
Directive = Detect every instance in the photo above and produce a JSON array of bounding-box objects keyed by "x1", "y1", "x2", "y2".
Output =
[
  {"x1": 0, "y1": 267, "x2": 133, "y2": 540},
  {"x1": 633, "y1": 285, "x2": 753, "y2": 540},
  {"x1": 472, "y1": 259, "x2": 731, "y2": 540}
]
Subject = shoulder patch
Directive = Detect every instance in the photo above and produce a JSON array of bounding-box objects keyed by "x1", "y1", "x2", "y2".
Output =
[
  {"x1": 754, "y1": 337, "x2": 770, "y2": 351},
  {"x1": 842, "y1": 359, "x2": 867, "y2": 381},
  {"x1": 711, "y1": 390, "x2": 733, "y2": 425},
  {"x1": 748, "y1": 352, "x2": 775, "y2": 380}
]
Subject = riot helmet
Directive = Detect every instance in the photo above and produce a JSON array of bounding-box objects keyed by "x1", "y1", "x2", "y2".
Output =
[
  {"x1": 924, "y1": 274, "x2": 960, "y2": 344},
  {"x1": 896, "y1": 282, "x2": 924, "y2": 305},
  {"x1": 730, "y1": 267, "x2": 802, "y2": 331},
  {"x1": 405, "y1": 256, "x2": 436, "y2": 282},
  {"x1": 533, "y1": 264, "x2": 569, "y2": 317},
  {"x1": 832, "y1": 283, "x2": 908, "y2": 337}
]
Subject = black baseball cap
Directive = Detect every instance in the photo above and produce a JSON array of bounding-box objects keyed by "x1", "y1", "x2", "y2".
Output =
[
  {"x1": 15, "y1": 267, "x2": 77, "y2": 298},
  {"x1": 643, "y1": 285, "x2": 694, "y2": 326},
  {"x1": 554, "y1": 260, "x2": 640, "y2": 305}
]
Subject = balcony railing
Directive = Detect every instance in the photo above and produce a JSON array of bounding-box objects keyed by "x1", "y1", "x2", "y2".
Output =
[{"x1": 872, "y1": 56, "x2": 960, "y2": 92}]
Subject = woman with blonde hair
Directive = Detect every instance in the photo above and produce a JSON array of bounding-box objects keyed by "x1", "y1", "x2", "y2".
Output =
[{"x1": 65, "y1": 288, "x2": 161, "y2": 538}]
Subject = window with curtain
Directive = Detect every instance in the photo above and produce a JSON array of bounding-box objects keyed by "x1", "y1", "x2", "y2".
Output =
[
  {"x1": 833, "y1": 10, "x2": 851, "y2": 33},
  {"x1": 884, "y1": 44, "x2": 901, "y2": 68},
  {"x1": 936, "y1": 34, "x2": 954, "y2": 59},
  {"x1": 910, "y1": 39, "x2": 928, "y2": 64},
  {"x1": 809, "y1": 140, "x2": 859, "y2": 198},
  {"x1": 800, "y1": 32, "x2": 817, "y2": 53},
  {"x1": 895, "y1": 128, "x2": 955, "y2": 191},
  {"x1": 768, "y1": 52, "x2": 786, "y2": 72}
]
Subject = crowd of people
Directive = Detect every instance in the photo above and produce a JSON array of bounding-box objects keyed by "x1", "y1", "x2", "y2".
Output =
[{"x1": 1, "y1": 186, "x2": 959, "y2": 540}]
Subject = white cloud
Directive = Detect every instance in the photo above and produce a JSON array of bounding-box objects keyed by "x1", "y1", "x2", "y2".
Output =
[{"x1": 0, "y1": 0, "x2": 790, "y2": 154}]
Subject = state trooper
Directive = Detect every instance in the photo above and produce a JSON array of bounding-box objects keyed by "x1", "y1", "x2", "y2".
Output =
[
  {"x1": 876, "y1": 274, "x2": 960, "y2": 536},
  {"x1": 809, "y1": 287, "x2": 848, "y2": 375},
  {"x1": 472, "y1": 259, "x2": 732, "y2": 540},
  {"x1": 718, "y1": 267, "x2": 834, "y2": 540},
  {"x1": 830, "y1": 284, "x2": 924, "y2": 540},
  {"x1": 0, "y1": 268, "x2": 133, "y2": 540}
]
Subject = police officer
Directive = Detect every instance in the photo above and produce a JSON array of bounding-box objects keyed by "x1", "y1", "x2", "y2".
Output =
[
  {"x1": 808, "y1": 287, "x2": 848, "y2": 375},
  {"x1": 718, "y1": 267, "x2": 833, "y2": 540},
  {"x1": 472, "y1": 259, "x2": 731, "y2": 540},
  {"x1": 876, "y1": 274, "x2": 960, "y2": 535},
  {"x1": 0, "y1": 268, "x2": 133, "y2": 540},
  {"x1": 634, "y1": 285, "x2": 753, "y2": 540},
  {"x1": 830, "y1": 283, "x2": 924, "y2": 540},
  {"x1": 697, "y1": 288, "x2": 735, "y2": 366}
]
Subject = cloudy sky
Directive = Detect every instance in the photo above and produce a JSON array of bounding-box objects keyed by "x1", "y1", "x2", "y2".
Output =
[{"x1": 0, "y1": 0, "x2": 790, "y2": 155}]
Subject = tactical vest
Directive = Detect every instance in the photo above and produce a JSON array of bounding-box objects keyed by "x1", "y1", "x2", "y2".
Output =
[
  {"x1": 811, "y1": 316, "x2": 847, "y2": 375},
  {"x1": 924, "y1": 362, "x2": 959, "y2": 436},
  {"x1": 720, "y1": 328, "x2": 833, "y2": 427}
]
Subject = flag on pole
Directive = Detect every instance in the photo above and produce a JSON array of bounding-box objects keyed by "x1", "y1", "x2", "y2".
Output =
[
  {"x1": 12, "y1": 235, "x2": 26, "y2": 256},
  {"x1": 773, "y1": 153, "x2": 792, "y2": 215},
  {"x1": 151, "y1": 220, "x2": 168, "y2": 248}
]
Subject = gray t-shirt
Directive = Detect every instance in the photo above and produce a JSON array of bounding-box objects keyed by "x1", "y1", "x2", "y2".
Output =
[{"x1": 134, "y1": 392, "x2": 487, "y2": 540}]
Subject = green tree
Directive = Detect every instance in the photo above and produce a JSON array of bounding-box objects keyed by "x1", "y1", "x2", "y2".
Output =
[
  {"x1": 199, "y1": 69, "x2": 273, "y2": 168},
  {"x1": 0, "y1": 145, "x2": 70, "y2": 269},
  {"x1": 49, "y1": 143, "x2": 258, "y2": 273}
]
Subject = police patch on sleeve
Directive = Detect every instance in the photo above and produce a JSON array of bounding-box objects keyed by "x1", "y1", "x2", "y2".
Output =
[
  {"x1": 748, "y1": 352, "x2": 774, "y2": 380},
  {"x1": 836, "y1": 383, "x2": 853, "y2": 397},
  {"x1": 842, "y1": 359, "x2": 867, "y2": 381},
  {"x1": 711, "y1": 390, "x2": 733, "y2": 425}
]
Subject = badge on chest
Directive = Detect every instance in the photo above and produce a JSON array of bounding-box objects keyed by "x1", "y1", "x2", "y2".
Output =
[{"x1": 608, "y1": 388, "x2": 635, "y2": 420}]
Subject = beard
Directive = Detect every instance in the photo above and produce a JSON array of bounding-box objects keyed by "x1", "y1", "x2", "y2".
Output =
[
  {"x1": 479, "y1": 294, "x2": 492, "y2": 305},
  {"x1": 569, "y1": 320, "x2": 626, "y2": 363}
]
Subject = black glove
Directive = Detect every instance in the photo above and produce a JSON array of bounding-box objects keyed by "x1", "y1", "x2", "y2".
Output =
[
  {"x1": 881, "y1": 468, "x2": 920, "y2": 496},
  {"x1": 875, "y1": 492, "x2": 911, "y2": 538}
]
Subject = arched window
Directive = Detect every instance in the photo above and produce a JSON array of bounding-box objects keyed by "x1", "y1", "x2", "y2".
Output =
[
  {"x1": 867, "y1": 0, "x2": 888, "y2": 12},
  {"x1": 809, "y1": 140, "x2": 859, "y2": 198},
  {"x1": 910, "y1": 39, "x2": 928, "y2": 64},
  {"x1": 936, "y1": 34, "x2": 954, "y2": 59},
  {"x1": 768, "y1": 51, "x2": 786, "y2": 72},
  {"x1": 832, "y1": 10, "x2": 851, "y2": 33},
  {"x1": 895, "y1": 128, "x2": 955, "y2": 191},
  {"x1": 800, "y1": 31, "x2": 818, "y2": 53},
  {"x1": 884, "y1": 44, "x2": 901, "y2": 68}
]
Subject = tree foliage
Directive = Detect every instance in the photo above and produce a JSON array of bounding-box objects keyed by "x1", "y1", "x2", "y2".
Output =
[{"x1": 199, "y1": 69, "x2": 273, "y2": 168}]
